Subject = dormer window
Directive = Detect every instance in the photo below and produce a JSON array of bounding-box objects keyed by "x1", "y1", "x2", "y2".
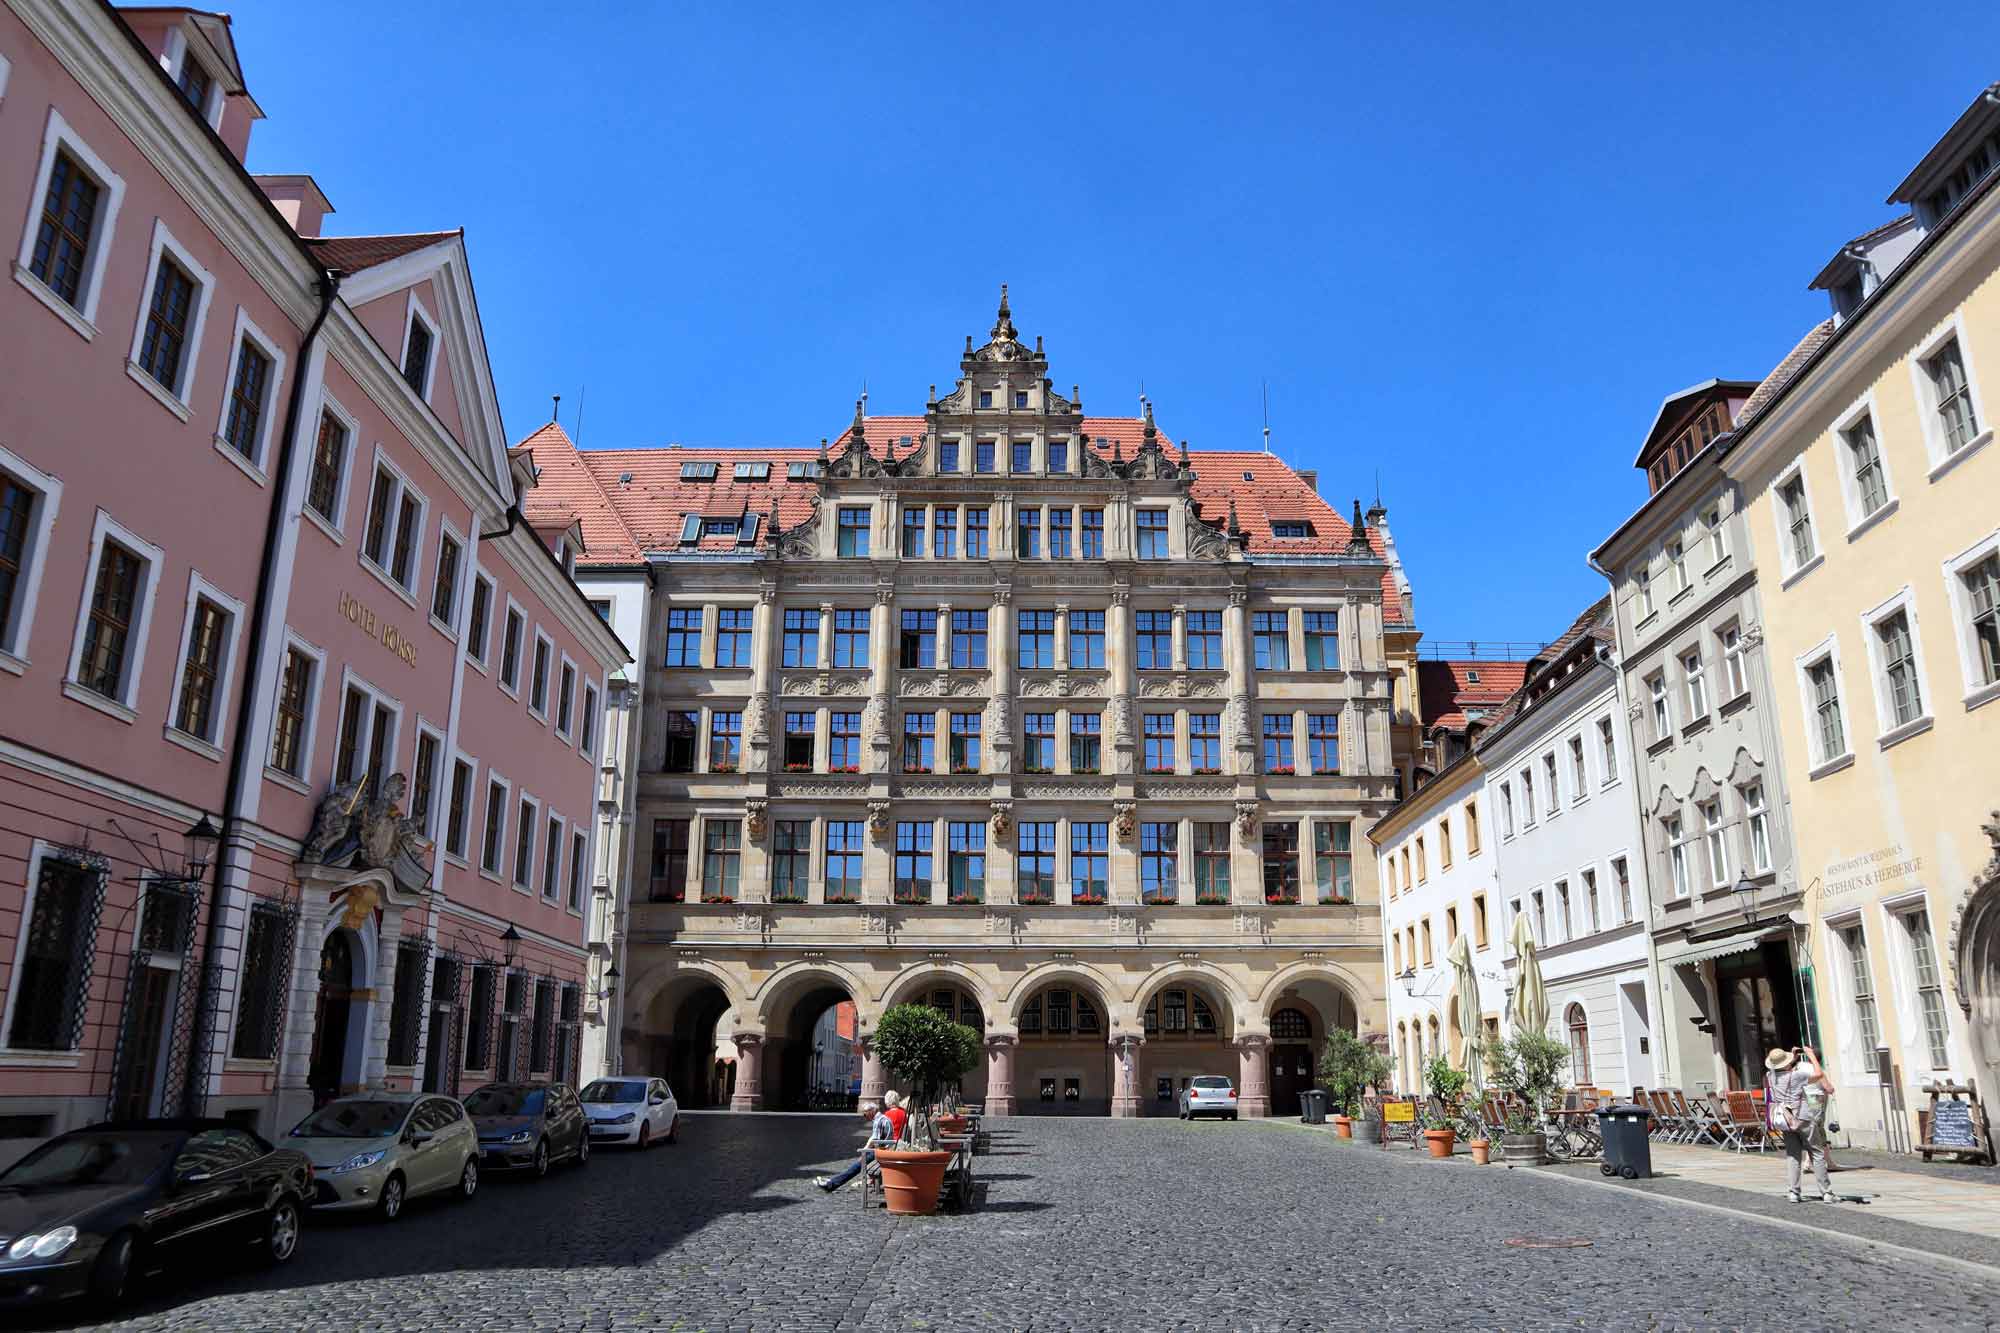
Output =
[
  {"x1": 401, "y1": 311, "x2": 434, "y2": 397},
  {"x1": 786, "y1": 460, "x2": 823, "y2": 480},
  {"x1": 1926, "y1": 138, "x2": 1998, "y2": 221},
  {"x1": 733, "y1": 462, "x2": 770, "y2": 481},
  {"x1": 700, "y1": 517, "x2": 739, "y2": 538},
  {"x1": 1271, "y1": 521, "x2": 1314, "y2": 539},
  {"x1": 680, "y1": 462, "x2": 717, "y2": 481},
  {"x1": 176, "y1": 55, "x2": 212, "y2": 116},
  {"x1": 1466, "y1": 670, "x2": 1481, "y2": 683}
]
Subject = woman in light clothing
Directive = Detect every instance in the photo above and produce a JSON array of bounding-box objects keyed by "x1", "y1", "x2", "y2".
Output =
[{"x1": 1764, "y1": 1046, "x2": 1834, "y2": 1203}]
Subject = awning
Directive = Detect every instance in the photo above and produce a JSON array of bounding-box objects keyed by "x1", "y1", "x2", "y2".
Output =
[{"x1": 1656, "y1": 927, "x2": 1774, "y2": 969}]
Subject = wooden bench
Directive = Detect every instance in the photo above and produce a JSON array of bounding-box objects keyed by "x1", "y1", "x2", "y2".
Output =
[{"x1": 857, "y1": 1137, "x2": 978, "y2": 1212}]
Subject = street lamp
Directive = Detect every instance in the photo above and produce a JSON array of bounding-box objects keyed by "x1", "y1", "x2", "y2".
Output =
[
  {"x1": 183, "y1": 813, "x2": 220, "y2": 880},
  {"x1": 1397, "y1": 967, "x2": 1417, "y2": 998},
  {"x1": 500, "y1": 924, "x2": 522, "y2": 968}
]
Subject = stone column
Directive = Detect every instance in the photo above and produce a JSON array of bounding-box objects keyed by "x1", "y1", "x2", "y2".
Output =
[
  {"x1": 1110, "y1": 1033, "x2": 1144, "y2": 1117},
  {"x1": 1235, "y1": 1034, "x2": 1271, "y2": 1118},
  {"x1": 869, "y1": 588, "x2": 893, "y2": 695},
  {"x1": 1053, "y1": 602, "x2": 1070, "y2": 670},
  {"x1": 990, "y1": 587, "x2": 1013, "y2": 696},
  {"x1": 729, "y1": 1033, "x2": 764, "y2": 1111},
  {"x1": 936, "y1": 603, "x2": 952, "y2": 671},
  {"x1": 859, "y1": 1036, "x2": 886, "y2": 1105},
  {"x1": 1108, "y1": 586, "x2": 1133, "y2": 695},
  {"x1": 1171, "y1": 604, "x2": 1188, "y2": 672},
  {"x1": 748, "y1": 584, "x2": 777, "y2": 771},
  {"x1": 1225, "y1": 587, "x2": 1250, "y2": 681},
  {"x1": 817, "y1": 602, "x2": 835, "y2": 669},
  {"x1": 984, "y1": 1034, "x2": 1017, "y2": 1115}
]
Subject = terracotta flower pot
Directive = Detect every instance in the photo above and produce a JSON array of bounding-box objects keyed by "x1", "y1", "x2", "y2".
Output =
[
  {"x1": 1422, "y1": 1128, "x2": 1456, "y2": 1158},
  {"x1": 1332, "y1": 1115, "x2": 1354, "y2": 1138},
  {"x1": 1469, "y1": 1138, "x2": 1492, "y2": 1165},
  {"x1": 874, "y1": 1148, "x2": 953, "y2": 1215},
  {"x1": 934, "y1": 1115, "x2": 969, "y2": 1137}
]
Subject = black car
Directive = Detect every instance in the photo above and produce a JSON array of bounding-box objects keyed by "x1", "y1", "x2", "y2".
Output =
[
  {"x1": 0, "y1": 1119, "x2": 311, "y2": 1311},
  {"x1": 463, "y1": 1083, "x2": 588, "y2": 1177}
]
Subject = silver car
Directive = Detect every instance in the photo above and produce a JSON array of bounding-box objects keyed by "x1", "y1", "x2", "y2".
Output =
[
  {"x1": 1179, "y1": 1075, "x2": 1239, "y2": 1121},
  {"x1": 289, "y1": 1093, "x2": 479, "y2": 1218}
]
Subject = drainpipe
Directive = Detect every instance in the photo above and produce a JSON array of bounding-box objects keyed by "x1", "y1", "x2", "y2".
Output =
[
  {"x1": 481, "y1": 502, "x2": 524, "y2": 542},
  {"x1": 182, "y1": 271, "x2": 342, "y2": 1115}
]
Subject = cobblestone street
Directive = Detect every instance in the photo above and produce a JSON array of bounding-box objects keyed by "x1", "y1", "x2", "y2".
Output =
[{"x1": 33, "y1": 1115, "x2": 2000, "y2": 1332}]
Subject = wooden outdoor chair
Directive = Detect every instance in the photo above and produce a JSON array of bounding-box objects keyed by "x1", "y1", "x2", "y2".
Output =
[
  {"x1": 1672, "y1": 1089, "x2": 1723, "y2": 1146},
  {"x1": 1722, "y1": 1090, "x2": 1773, "y2": 1152},
  {"x1": 1643, "y1": 1090, "x2": 1673, "y2": 1140}
]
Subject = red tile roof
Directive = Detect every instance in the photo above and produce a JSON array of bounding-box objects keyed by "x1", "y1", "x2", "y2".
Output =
[
  {"x1": 1737, "y1": 319, "x2": 1836, "y2": 427},
  {"x1": 556, "y1": 414, "x2": 1400, "y2": 616},
  {"x1": 1417, "y1": 660, "x2": 1529, "y2": 734},
  {"x1": 307, "y1": 230, "x2": 458, "y2": 273},
  {"x1": 513, "y1": 423, "x2": 645, "y2": 563}
]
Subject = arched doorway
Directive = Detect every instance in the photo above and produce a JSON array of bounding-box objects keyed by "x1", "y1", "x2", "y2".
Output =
[
  {"x1": 630, "y1": 979, "x2": 735, "y2": 1109},
  {"x1": 307, "y1": 928, "x2": 365, "y2": 1107},
  {"x1": 1137, "y1": 981, "x2": 1234, "y2": 1116},
  {"x1": 770, "y1": 982, "x2": 856, "y2": 1111},
  {"x1": 1268, "y1": 1006, "x2": 1315, "y2": 1117},
  {"x1": 1015, "y1": 980, "x2": 1110, "y2": 1115},
  {"x1": 1266, "y1": 972, "x2": 1361, "y2": 1103}
]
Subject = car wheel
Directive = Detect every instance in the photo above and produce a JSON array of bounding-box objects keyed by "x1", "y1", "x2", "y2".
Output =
[
  {"x1": 1229, "y1": 1113, "x2": 1239, "y2": 1122},
  {"x1": 261, "y1": 1198, "x2": 301, "y2": 1266},
  {"x1": 90, "y1": 1230, "x2": 135, "y2": 1309},
  {"x1": 665, "y1": 1114, "x2": 678, "y2": 1146},
  {"x1": 457, "y1": 1156, "x2": 479, "y2": 1200},
  {"x1": 637, "y1": 1123, "x2": 651, "y2": 1149},
  {"x1": 532, "y1": 1139, "x2": 551, "y2": 1178},
  {"x1": 576, "y1": 1133, "x2": 590, "y2": 1167},
  {"x1": 378, "y1": 1172, "x2": 405, "y2": 1221}
]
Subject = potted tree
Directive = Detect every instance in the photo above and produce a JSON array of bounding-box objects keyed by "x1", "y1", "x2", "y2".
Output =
[
  {"x1": 1488, "y1": 1029, "x2": 1570, "y2": 1166},
  {"x1": 1318, "y1": 1029, "x2": 1393, "y2": 1143},
  {"x1": 1420, "y1": 1055, "x2": 1468, "y2": 1158},
  {"x1": 871, "y1": 1004, "x2": 981, "y2": 1214}
]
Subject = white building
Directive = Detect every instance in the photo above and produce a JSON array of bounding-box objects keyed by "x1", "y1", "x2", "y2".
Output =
[{"x1": 1482, "y1": 599, "x2": 1657, "y2": 1093}]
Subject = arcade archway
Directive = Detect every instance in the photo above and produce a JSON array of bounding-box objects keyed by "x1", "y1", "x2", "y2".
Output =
[
  {"x1": 1014, "y1": 979, "x2": 1111, "y2": 1115},
  {"x1": 1136, "y1": 980, "x2": 1236, "y2": 1116},
  {"x1": 631, "y1": 978, "x2": 735, "y2": 1109}
]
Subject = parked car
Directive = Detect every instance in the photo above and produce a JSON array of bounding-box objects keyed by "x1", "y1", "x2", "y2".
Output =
[
  {"x1": 1180, "y1": 1075, "x2": 1240, "y2": 1121},
  {"x1": 463, "y1": 1083, "x2": 588, "y2": 1176},
  {"x1": 580, "y1": 1077, "x2": 679, "y2": 1148},
  {"x1": 0, "y1": 1119, "x2": 309, "y2": 1312},
  {"x1": 287, "y1": 1093, "x2": 478, "y2": 1218}
]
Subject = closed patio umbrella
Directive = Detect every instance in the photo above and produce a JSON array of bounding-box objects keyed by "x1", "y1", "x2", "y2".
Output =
[
  {"x1": 1447, "y1": 933, "x2": 1484, "y2": 1093},
  {"x1": 1508, "y1": 909, "x2": 1548, "y2": 1036}
]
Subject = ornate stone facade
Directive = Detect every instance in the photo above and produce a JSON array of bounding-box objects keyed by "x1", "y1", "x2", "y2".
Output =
[{"x1": 611, "y1": 295, "x2": 1405, "y2": 1116}]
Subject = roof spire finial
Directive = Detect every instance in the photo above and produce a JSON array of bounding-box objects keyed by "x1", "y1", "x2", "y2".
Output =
[
  {"x1": 1141, "y1": 395, "x2": 1157, "y2": 448},
  {"x1": 1347, "y1": 499, "x2": 1373, "y2": 554},
  {"x1": 766, "y1": 494, "x2": 782, "y2": 541},
  {"x1": 991, "y1": 283, "x2": 1016, "y2": 341},
  {"x1": 848, "y1": 397, "x2": 867, "y2": 457},
  {"x1": 1227, "y1": 497, "x2": 1241, "y2": 536}
]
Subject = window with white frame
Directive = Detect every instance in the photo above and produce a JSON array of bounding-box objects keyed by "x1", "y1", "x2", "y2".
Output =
[
  {"x1": 444, "y1": 754, "x2": 474, "y2": 860},
  {"x1": 480, "y1": 774, "x2": 510, "y2": 876},
  {"x1": 67, "y1": 512, "x2": 163, "y2": 714},
  {"x1": 556, "y1": 657, "x2": 577, "y2": 739},
  {"x1": 1776, "y1": 470, "x2": 1818, "y2": 576},
  {"x1": 401, "y1": 296, "x2": 438, "y2": 400},
  {"x1": 1945, "y1": 536, "x2": 2000, "y2": 701},
  {"x1": 409, "y1": 724, "x2": 444, "y2": 838},
  {"x1": 1612, "y1": 855, "x2": 1633, "y2": 922},
  {"x1": 1701, "y1": 503, "x2": 1726, "y2": 566},
  {"x1": 1801, "y1": 645, "x2": 1849, "y2": 767},
  {"x1": 168, "y1": 574, "x2": 242, "y2": 748},
  {"x1": 568, "y1": 828, "x2": 588, "y2": 912},
  {"x1": 431, "y1": 526, "x2": 464, "y2": 629},
  {"x1": 1647, "y1": 671, "x2": 1670, "y2": 739},
  {"x1": 1841, "y1": 411, "x2": 1892, "y2": 521},
  {"x1": 359, "y1": 455, "x2": 427, "y2": 594},
  {"x1": 1665, "y1": 815, "x2": 1691, "y2": 899},
  {"x1": 1719, "y1": 623, "x2": 1748, "y2": 700},
  {"x1": 0, "y1": 447, "x2": 62, "y2": 664},
  {"x1": 1741, "y1": 780, "x2": 1771, "y2": 873},
  {"x1": 1901, "y1": 909, "x2": 1952, "y2": 1069},
  {"x1": 1582, "y1": 867, "x2": 1600, "y2": 932},
  {"x1": 1682, "y1": 647, "x2": 1708, "y2": 720},
  {"x1": 1836, "y1": 922, "x2": 1883, "y2": 1074},
  {"x1": 466, "y1": 571, "x2": 494, "y2": 667},
  {"x1": 1541, "y1": 753, "x2": 1559, "y2": 814},
  {"x1": 1520, "y1": 768, "x2": 1536, "y2": 826},
  {"x1": 1700, "y1": 797, "x2": 1729, "y2": 887},
  {"x1": 17, "y1": 110, "x2": 127, "y2": 331},
  {"x1": 1666, "y1": 538, "x2": 1688, "y2": 594},
  {"x1": 1568, "y1": 735, "x2": 1587, "y2": 799},
  {"x1": 579, "y1": 681, "x2": 599, "y2": 758},
  {"x1": 541, "y1": 811, "x2": 563, "y2": 902},
  {"x1": 214, "y1": 310, "x2": 286, "y2": 471},
  {"x1": 513, "y1": 792, "x2": 540, "y2": 890},
  {"x1": 529, "y1": 630, "x2": 554, "y2": 719},
  {"x1": 304, "y1": 397, "x2": 356, "y2": 531},
  {"x1": 499, "y1": 603, "x2": 525, "y2": 693},
  {"x1": 4, "y1": 842, "x2": 110, "y2": 1051},
  {"x1": 1632, "y1": 563, "x2": 1655, "y2": 620},
  {"x1": 268, "y1": 633, "x2": 323, "y2": 779},
  {"x1": 1499, "y1": 782, "x2": 1515, "y2": 837},
  {"x1": 128, "y1": 220, "x2": 215, "y2": 410},
  {"x1": 1865, "y1": 598, "x2": 1928, "y2": 734},
  {"x1": 332, "y1": 674, "x2": 400, "y2": 798},
  {"x1": 1598, "y1": 716, "x2": 1617, "y2": 781},
  {"x1": 1922, "y1": 336, "x2": 1982, "y2": 460},
  {"x1": 1552, "y1": 879, "x2": 1571, "y2": 943}
]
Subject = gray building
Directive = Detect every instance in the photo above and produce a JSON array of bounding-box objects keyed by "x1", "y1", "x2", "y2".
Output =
[{"x1": 1590, "y1": 377, "x2": 1810, "y2": 1094}]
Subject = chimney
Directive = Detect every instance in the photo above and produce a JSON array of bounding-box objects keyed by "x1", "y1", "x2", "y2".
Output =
[
  {"x1": 253, "y1": 174, "x2": 334, "y2": 239},
  {"x1": 1294, "y1": 468, "x2": 1318, "y2": 495}
]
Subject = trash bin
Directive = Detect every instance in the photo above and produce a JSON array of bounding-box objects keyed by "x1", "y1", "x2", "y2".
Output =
[
  {"x1": 1300, "y1": 1089, "x2": 1328, "y2": 1125},
  {"x1": 1596, "y1": 1103, "x2": 1653, "y2": 1179}
]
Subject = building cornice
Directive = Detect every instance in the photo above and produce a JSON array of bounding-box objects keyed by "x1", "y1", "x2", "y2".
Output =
[{"x1": 487, "y1": 525, "x2": 630, "y2": 669}]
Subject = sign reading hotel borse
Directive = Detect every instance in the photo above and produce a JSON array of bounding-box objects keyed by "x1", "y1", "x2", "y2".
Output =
[{"x1": 338, "y1": 590, "x2": 417, "y2": 667}]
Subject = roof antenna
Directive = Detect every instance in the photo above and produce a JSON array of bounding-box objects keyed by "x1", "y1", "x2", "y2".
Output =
[
  {"x1": 574, "y1": 384, "x2": 586, "y2": 447},
  {"x1": 1261, "y1": 380, "x2": 1271, "y2": 454},
  {"x1": 1374, "y1": 468, "x2": 1382, "y2": 508},
  {"x1": 551, "y1": 393, "x2": 561, "y2": 425}
]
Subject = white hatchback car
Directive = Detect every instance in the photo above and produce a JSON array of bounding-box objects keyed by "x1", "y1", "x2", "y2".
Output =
[
  {"x1": 581, "y1": 1076, "x2": 679, "y2": 1147},
  {"x1": 1179, "y1": 1075, "x2": 1239, "y2": 1121}
]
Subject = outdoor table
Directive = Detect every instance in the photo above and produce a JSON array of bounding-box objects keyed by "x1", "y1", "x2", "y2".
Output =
[{"x1": 1544, "y1": 1107, "x2": 1603, "y2": 1160}]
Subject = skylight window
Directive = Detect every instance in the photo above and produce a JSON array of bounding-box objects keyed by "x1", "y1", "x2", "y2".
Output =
[
  {"x1": 1271, "y1": 521, "x2": 1315, "y2": 539},
  {"x1": 1466, "y1": 670, "x2": 1481, "y2": 683},
  {"x1": 733, "y1": 462, "x2": 770, "y2": 481},
  {"x1": 786, "y1": 461, "x2": 824, "y2": 480},
  {"x1": 680, "y1": 462, "x2": 718, "y2": 481}
]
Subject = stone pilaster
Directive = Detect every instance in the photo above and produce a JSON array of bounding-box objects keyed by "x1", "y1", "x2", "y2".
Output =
[
  {"x1": 984, "y1": 1034, "x2": 1017, "y2": 1116},
  {"x1": 1235, "y1": 1034, "x2": 1271, "y2": 1119},
  {"x1": 730, "y1": 1033, "x2": 764, "y2": 1111}
]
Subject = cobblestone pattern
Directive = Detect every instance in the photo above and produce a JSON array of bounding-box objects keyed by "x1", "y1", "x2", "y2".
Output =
[{"x1": 40, "y1": 1114, "x2": 2000, "y2": 1332}]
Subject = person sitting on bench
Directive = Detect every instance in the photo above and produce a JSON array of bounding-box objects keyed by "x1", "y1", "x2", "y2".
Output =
[{"x1": 816, "y1": 1092, "x2": 901, "y2": 1192}]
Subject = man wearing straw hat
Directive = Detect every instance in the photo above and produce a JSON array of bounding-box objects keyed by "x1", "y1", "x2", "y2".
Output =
[{"x1": 1765, "y1": 1045, "x2": 1834, "y2": 1203}]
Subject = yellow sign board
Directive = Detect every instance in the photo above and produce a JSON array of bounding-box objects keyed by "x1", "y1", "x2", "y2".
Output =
[{"x1": 1381, "y1": 1100, "x2": 1416, "y2": 1123}]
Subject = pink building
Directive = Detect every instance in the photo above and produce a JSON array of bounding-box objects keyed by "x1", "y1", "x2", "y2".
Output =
[{"x1": 0, "y1": 2, "x2": 626, "y2": 1151}]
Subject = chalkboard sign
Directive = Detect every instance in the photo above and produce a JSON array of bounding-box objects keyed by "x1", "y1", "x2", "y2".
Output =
[{"x1": 1932, "y1": 1099, "x2": 1978, "y2": 1150}]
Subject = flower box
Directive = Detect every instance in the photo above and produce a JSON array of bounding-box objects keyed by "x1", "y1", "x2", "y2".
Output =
[
  {"x1": 1266, "y1": 766, "x2": 1295, "y2": 776},
  {"x1": 829, "y1": 766, "x2": 859, "y2": 774},
  {"x1": 1072, "y1": 894, "x2": 1107, "y2": 906},
  {"x1": 784, "y1": 762, "x2": 813, "y2": 772},
  {"x1": 947, "y1": 893, "x2": 983, "y2": 905},
  {"x1": 701, "y1": 895, "x2": 735, "y2": 905}
]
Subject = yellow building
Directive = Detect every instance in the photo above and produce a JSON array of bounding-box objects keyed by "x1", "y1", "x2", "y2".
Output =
[{"x1": 1720, "y1": 86, "x2": 2000, "y2": 1150}]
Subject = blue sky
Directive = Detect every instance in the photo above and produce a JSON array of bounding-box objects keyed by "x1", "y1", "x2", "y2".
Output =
[{"x1": 227, "y1": 2, "x2": 2000, "y2": 646}]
